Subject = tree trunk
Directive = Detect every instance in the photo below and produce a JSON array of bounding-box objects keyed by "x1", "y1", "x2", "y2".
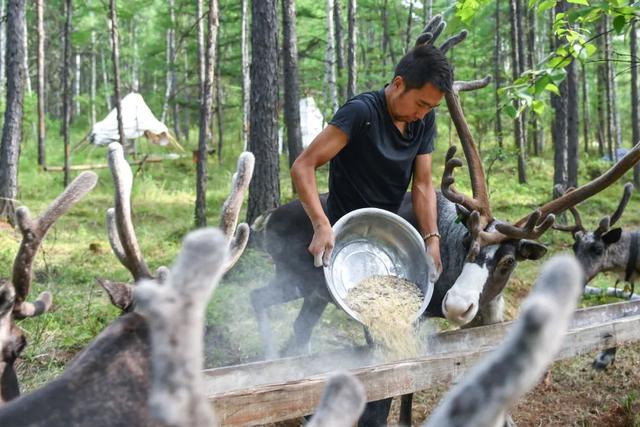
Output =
[
  {"x1": 282, "y1": 0, "x2": 303, "y2": 171},
  {"x1": 509, "y1": 0, "x2": 526, "y2": 183},
  {"x1": 195, "y1": 0, "x2": 218, "y2": 227},
  {"x1": 74, "y1": 54, "x2": 81, "y2": 117},
  {"x1": 215, "y1": 33, "x2": 224, "y2": 164},
  {"x1": 0, "y1": 0, "x2": 26, "y2": 221},
  {"x1": 101, "y1": 50, "x2": 111, "y2": 111},
  {"x1": 581, "y1": 61, "x2": 590, "y2": 154},
  {"x1": 36, "y1": 0, "x2": 45, "y2": 167},
  {"x1": 197, "y1": 0, "x2": 205, "y2": 96},
  {"x1": 604, "y1": 16, "x2": 615, "y2": 162},
  {"x1": 567, "y1": 59, "x2": 579, "y2": 187},
  {"x1": 0, "y1": 0, "x2": 6, "y2": 99},
  {"x1": 131, "y1": 21, "x2": 139, "y2": 92},
  {"x1": 494, "y1": 0, "x2": 502, "y2": 148},
  {"x1": 247, "y1": 0, "x2": 279, "y2": 225},
  {"x1": 109, "y1": 0, "x2": 125, "y2": 147},
  {"x1": 241, "y1": 0, "x2": 250, "y2": 150},
  {"x1": 22, "y1": 9, "x2": 31, "y2": 95},
  {"x1": 526, "y1": 4, "x2": 539, "y2": 155},
  {"x1": 423, "y1": 0, "x2": 432, "y2": 25},
  {"x1": 381, "y1": 0, "x2": 396, "y2": 70},
  {"x1": 161, "y1": 0, "x2": 176, "y2": 126},
  {"x1": 325, "y1": 0, "x2": 338, "y2": 113},
  {"x1": 595, "y1": 23, "x2": 606, "y2": 157},
  {"x1": 63, "y1": 0, "x2": 72, "y2": 186},
  {"x1": 405, "y1": 0, "x2": 414, "y2": 54},
  {"x1": 551, "y1": 1, "x2": 567, "y2": 193},
  {"x1": 334, "y1": 0, "x2": 344, "y2": 85},
  {"x1": 347, "y1": 0, "x2": 357, "y2": 99},
  {"x1": 90, "y1": 30, "x2": 97, "y2": 126},
  {"x1": 631, "y1": 19, "x2": 640, "y2": 189}
]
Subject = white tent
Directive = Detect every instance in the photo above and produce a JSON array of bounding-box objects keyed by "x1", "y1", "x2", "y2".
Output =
[
  {"x1": 279, "y1": 96, "x2": 325, "y2": 153},
  {"x1": 89, "y1": 93, "x2": 172, "y2": 147}
]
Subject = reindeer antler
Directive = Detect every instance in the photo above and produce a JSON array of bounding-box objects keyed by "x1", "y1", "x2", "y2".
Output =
[
  {"x1": 135, "y1": 228, "x2": 228, "y2": 426},
  {"x1": 12, "y1": 172, "x2": 98, "y2": 318},
  {"x1": 102, "y1": 146, "x2": 254, "y2": 311},
  {"x1": 608, "y1": 182, "x2": 633, "y2": 227},
  {"x1": 516, "y1": 142, "x2": 640, "y2": 227},
  {"x1": 220, "y1": 152, "x2": 255, "y2": 273},
  {"x1": 551, "y1": 186, "x2": 585, "y2": 234},
  {"x1": 107, "y1": 143, "x2": 153, "y2": 281}
]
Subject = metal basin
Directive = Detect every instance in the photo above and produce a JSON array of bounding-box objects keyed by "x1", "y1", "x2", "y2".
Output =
[{"x1": 323, "y1": 208, "x2": 434, "y2": 325}]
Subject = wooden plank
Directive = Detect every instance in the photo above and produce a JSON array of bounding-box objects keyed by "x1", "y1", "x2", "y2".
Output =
[
  {"x1": 203, "y1": 299, "x2": 640, "y2": 393},
  {"x1": 207, "y1": 311, "x2": 640, "y2": 426}
]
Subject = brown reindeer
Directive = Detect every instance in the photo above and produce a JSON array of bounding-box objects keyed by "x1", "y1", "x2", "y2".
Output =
[{"x1": 0, "y1": 143, "x2": 254, "y2": 426}]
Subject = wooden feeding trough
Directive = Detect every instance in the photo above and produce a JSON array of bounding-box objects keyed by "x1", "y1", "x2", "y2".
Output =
[{"x1": 203, "y1": 299, "x2": 640, "y2": 426}]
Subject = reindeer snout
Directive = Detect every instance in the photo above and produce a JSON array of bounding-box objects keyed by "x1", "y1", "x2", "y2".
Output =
[{"x1": 442, "y1": 292, "x2": 478, "y2": 325}]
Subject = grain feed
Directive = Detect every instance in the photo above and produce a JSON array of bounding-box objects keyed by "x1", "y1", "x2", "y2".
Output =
[{"x1": 345, "y1": 275, "x2": 423, "y2": 360}]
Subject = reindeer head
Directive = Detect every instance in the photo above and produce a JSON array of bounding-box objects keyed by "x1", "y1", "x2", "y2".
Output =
[
  {"x1": 0, "y1": 172, "x2": 98, "y2": 404},
  {"x1": 554, "y1": 183, "x2": 632, "y2": 283},
  {"x1": 419, "y1": 16, "x2": 640, "y2": 326}
]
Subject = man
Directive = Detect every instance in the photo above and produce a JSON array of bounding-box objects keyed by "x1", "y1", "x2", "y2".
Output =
[
  {"x1": 291, "y1": 43, "x2": 452, "y2": 275},
  {"x1": 290, "y1": 42, "x2": 452, "y2": 427}
]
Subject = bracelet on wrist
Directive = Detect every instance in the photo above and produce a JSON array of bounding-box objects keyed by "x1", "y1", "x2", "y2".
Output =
[{"x1": 422, "y1": 232, "x2": 441, "y2": 242}]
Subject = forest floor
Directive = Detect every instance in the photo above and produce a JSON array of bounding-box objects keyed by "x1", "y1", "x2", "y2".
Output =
[{"x1": 2, "y1": 137, "x2": 639, "y2": 425}]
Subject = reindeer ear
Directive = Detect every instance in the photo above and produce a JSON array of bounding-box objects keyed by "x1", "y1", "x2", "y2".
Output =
[
  {"x1": 516, "y1": 240, "x2": 547, "y2": 261},
  {"x1": 602, "y1": 228, "x2": 622, "y2": 245}
]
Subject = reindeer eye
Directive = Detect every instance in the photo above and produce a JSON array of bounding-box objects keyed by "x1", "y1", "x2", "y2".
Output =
[
  {"x1": 499, "y1": 256, "x2": 516, "y2": 270},
  {"x1": 591, "y1": 245, "x2": 604, "y2": 256}
]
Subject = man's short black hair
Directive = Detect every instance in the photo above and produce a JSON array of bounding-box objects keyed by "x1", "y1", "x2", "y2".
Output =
[{"x1": 394, "y1": 44, "x2": 453, "y2": 93}]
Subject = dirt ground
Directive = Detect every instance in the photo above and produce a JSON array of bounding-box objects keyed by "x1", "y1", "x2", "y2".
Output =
[{"x1": 401, "y1": 342, "x2": 640, "y2": 426}]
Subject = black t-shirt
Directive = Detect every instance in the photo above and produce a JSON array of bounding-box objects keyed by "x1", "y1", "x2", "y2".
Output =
[{"x1": 326, "y1": 88, "x2": 436, "y2": 223}]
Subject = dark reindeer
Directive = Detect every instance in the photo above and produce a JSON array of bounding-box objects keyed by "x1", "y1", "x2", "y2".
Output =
[
  {"x1": 0, "y1": 144, "x2": 254, "y2": 426},
  {"x1": 250, "y1": 15, "x2": 640, "y2": 361},
  {"x1": 0, "y1": 172, "x2": 98, "y2": 404},
  {"x1": 554, "y1": 182, "x2": 638, "y2": 370},
  {"x1": 308, "y1": 254, "x2": 583, "y2": 427}
]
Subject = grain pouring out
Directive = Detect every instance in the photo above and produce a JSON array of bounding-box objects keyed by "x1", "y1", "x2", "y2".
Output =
[{"x1": 345, "y1": 274, "x2": 423, "y2": 360}]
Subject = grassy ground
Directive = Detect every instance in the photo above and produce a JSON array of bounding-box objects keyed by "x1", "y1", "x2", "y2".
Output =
[{"x1": 1, "y1": 128, "x2": 639, "y2": 424}]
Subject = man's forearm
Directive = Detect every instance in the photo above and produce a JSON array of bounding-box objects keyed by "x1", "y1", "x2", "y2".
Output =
[
  {"x1": 412, "y1": 181, "x2": 438, "y2": 238},
  {"x1": 291, "y1": 159, "x2": 331, "y2": 229}
]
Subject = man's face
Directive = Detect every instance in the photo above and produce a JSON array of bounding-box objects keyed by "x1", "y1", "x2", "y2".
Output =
[{"x1": 388, "y1": 77, "x2": 444, "y2": 123}]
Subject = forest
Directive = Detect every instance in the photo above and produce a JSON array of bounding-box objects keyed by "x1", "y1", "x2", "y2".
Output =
[{"x1": 0, "y1": 0, "x2": 639, "y2": 425}]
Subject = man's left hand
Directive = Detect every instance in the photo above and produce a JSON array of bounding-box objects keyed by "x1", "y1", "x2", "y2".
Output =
[{"x1": 426, "y1": 238, "x2": 442, "y2": 274}]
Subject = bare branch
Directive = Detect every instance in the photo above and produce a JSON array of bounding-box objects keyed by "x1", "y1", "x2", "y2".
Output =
[
  {"x1": 307, "y1": 372, "x2": 366, "y2": 427},
  {"x1": 425, "y1": 255, "x2": 582, "y2": 427},
  {"x1": 107, "y1": 143, "x2": 152, "y2": 281},
  {"x1": 134, "y1": 228, "x2": 229, "y2": 427}
]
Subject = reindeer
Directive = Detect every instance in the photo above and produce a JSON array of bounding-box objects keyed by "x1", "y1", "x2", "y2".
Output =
[
  {"x1": 554, "y1": 182, "x2": 638, "y2": 370},
  {"x1": 0, "y1": 172, "x2": 98, "y2": 404},
  {"x1": 308, "y1": 254, "x2": 583, "y2": 427},
  {"x1": 0, "y1": 143, "x2": 254, "y2": 426},
  {"x1": 250, "y1": 15, "x2": 640, "y2": 361}
]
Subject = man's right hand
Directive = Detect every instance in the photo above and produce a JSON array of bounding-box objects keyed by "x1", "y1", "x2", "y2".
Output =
[{"x1": 308, "y1": 223, "x2": 334, "y2": 267}]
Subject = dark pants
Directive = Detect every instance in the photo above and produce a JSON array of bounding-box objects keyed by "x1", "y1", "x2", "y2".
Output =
[{"x1": 358, "y1": 397, "x2": 393, "y2": 427}]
